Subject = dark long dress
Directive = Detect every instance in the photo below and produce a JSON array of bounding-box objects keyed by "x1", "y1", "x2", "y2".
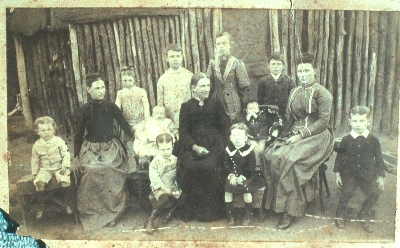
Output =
[
  {"x1": 263, "y1": 82, "x2": 334, "y2": 217},
  {"x1": 74, "y1": 99, "x2": 133, "y2": 230},
  {"x1": 174, "y1": 98, "x2": 230, "y2": 222}
]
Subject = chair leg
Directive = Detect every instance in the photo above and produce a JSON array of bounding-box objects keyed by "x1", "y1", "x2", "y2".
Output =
[
  {"x1": 321, "y1": 169, "x2": 331, "y2": 197},
  {"x1": 259, "y1": 187, "x2": 268, "y2": 222},
  {"x1": 319, "y1": 172, "x2": 324, "y2": 213}
]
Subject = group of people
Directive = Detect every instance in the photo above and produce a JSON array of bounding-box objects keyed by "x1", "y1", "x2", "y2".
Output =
[{"x1": 29, "y1": 31, "x2": 386, "y2": 234}]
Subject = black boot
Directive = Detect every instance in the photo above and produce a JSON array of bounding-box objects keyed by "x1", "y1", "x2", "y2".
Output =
[
  {"x1": 225, "y1": 202, "x2": 235, "y2": 226},
  {"x1": 243, "y1": 203, "x2": 253, "y2": 226},
  {"x1": 145, "y1": 209, "x2": 158, "y2": 234}
]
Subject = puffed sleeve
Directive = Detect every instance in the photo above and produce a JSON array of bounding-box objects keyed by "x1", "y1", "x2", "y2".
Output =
[
  {"x1": 235, "y1": 60, "x2": 251, "y2": 103},
  {"x1": 298, "y1": 86, "x2": 333, "y2": 139},
  {"x1": 333, "y1": 136, "x2": 348, "y2": 174},
  {"x1": 31, "y1": 142, "x2": 40, "y2": 175},
  {"x1": 178, "y1": 102, "x2": 196, "y2": 150},
  {"x1": 112, "y1": 103, "x2": 134, "y2": 139}
]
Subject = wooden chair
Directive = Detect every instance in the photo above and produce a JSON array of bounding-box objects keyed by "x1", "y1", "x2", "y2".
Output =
[{"x1": 16, "y1": 173, "x2": 79, "y2": 231}]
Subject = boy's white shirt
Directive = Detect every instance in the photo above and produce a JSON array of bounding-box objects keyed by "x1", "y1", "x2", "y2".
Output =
[
  {"x1": 350, "y1": 129, "x2": 370, "y2": 139},
  {"x1": 271, "y1": 72, "x2": 281, "y2": 81}
]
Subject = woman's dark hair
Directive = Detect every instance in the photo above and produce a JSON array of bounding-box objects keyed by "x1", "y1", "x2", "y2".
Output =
[
  {"x1": 296, "y1": 54, "x2": 315, "y2": 67},
  {"x1": 156, "y1": 133, "x2": 174, "y2": 147},
  {"x1": 190, "y1": 72, "x2": 209, "y2": 87},
  {"x1": 86, "y1": 73, "x2": 103, "y2": 88}
]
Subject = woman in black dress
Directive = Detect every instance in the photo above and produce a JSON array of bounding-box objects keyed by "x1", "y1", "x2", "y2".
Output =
[
  {"x1": 174, "y1": 73, "x2": 231, "y2": 222},
  {"x1": 74, "y1": 73, "x2": 133, "y2": 230}
]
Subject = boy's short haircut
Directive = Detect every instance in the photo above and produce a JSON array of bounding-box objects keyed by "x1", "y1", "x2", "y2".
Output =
[
  {"x1": 296, "y1": 53, "x2": 314, "y2": 67},
  {"x1": 34, "y1": 116, "x2": 56, "y2": 131},
  {"x1": 350, "y1": 105, "x2": 372, "y2": 119},
  {"x1": 215, "y1": 31, "x2": 232, "y2": 42},
  {"x1": 156, "y1": 133, "x2": 174, "y2": 147},
  {"x1": 86, "y1": 73, "x2": 103, "y2": 88},
  {"x1": 120, "y1": 66, "x2": 135, "y2": 78},
  {"x1": 230, "y1": 122, "x2": 249, "y2": 136},
  {"x1": 165, "y1": 43, "x2": 182, "y2": 55},
  {"x1": 268, "y1": 52, "x2": 285, "y2": 64}
]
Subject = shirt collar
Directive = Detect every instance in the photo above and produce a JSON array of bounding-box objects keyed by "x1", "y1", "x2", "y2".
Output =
[
  {"x1": 271, "y1": 73, "x2": 281, "y2": 81},
  {"x1": 168, "y1": 67, "x2": 183, "y2": 74},
  {"x1": 350, "y1": 129, "x2": 370, "y2": 139}
]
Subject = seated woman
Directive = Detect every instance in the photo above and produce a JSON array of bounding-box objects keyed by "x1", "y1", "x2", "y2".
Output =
[
  {"x1": 174, "y1": 72, "x2": 231, "y2": 222},
  {"x1": 263, "y1": 54, "x2": 334, "y2": 229},
  {"x1": 74, "y1": 73, "x2": 134, "y2": 230}
]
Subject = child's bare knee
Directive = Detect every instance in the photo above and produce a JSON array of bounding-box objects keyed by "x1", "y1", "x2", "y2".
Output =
[
  {"x1": 225, "y1": 192, "x2": 233, "y2": 202},
  {"x1": 243, "y1": 193, "x2": 252, "y2": 203}
]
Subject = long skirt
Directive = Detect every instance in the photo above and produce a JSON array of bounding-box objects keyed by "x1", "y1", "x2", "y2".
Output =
[
  {"x1": 77, "y1": 139, "x2": 128, "y2": 230},
  {"x1": 263, "y1": 129, "x2": 333, "y2": 217},
  {"x1": 176, "y1": 135, "x2": 226, "y2": 222}
]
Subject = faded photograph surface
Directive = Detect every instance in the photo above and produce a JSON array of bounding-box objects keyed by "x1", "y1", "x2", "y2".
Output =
[{"x1": 5, "y1": 7, "x2": 398, "y2": 243}]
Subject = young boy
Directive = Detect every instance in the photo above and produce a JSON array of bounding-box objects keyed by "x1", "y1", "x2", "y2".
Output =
[
  {"x1": 224, "y1": 122, "x2": 262, "y2": 226},
  {"x1": 134, "y1": 106, "x2": 178, "y2": 166},
  {"x1": 334, "y1": 106, "x2": 385, "y2": 233},
  {"x1": 257, "y1": 52, "x2": 295, "y2": 125},
  {"x1": 206, "y1": 32, "x2": 252, "y2": 122},
  {"x1": 244, "y1": 101, "x2": 283, "y2": 167},
  {"x1": 115, "y1": 66, "x2": 149, "y2": 172},
  {"x1": 31, "y1": 116, "x2": 72, "y2": 219},
  {"x1": 145, "y1": 133, "x2": 182, "y2": 234},
  {"x1": 157, "y1": 43, "x2": 193, "y2": 125}
]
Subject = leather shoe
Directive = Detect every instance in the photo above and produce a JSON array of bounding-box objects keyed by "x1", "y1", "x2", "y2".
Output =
[
  {"x1": 335, "y1": 218, "x2": 345, "y2": 229},
  {"x1": 361, "y1": 221, "x2": 373, "y2": 233},
  {"x1": 277, "y1": 213, "x2": 293, "y2": 229}
]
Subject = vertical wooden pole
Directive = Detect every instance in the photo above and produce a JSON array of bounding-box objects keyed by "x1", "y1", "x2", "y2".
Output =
[
  {"x1": 334, "y1": 11, "x2": 346, "y2": 131},
  {"x1": 196, "y1": 9, "x2": 207, "y2": 72},
  {"x1": 271, "y1": 10, "x2": 280, "y2": 52},
  {"x1": 320, "y1": 11, "x2": 330, "y2": 88},
  {"x1": 203, "y1": 8, "x2": 214, "y2": 64},
  {"x1": 189, "y1": 9, "x2": 200, "y2": 73},
  {"x1": 307, "y1": 10, "x2": 315, "y2": 54},
  {"x1": 359, "y1": 12, "x2": 370, "y2": 107},
  {"x1": 68, "y1": 24, "x2": 84, "y2": 107},
  {"x1": 351, "y1": 11, "x2": 364, "y2": 108},
  {"x1": 368, "y1": 12, "x2": 379, "y2": 110},
  {"x1": 113, "y1": 21, "x2": 122, "y2": 67},
  {"x1": 13, "y1": 35, "x2": 33, "y2": 129}
]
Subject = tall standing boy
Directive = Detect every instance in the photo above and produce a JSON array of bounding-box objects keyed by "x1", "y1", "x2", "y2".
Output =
[
  {"x1": 334, "y1": 106, "x2": 385, "y2": 233},
  {"x1": 257, "y1": 52, "x2": 295, "y2": 125},
  {"x1": 157, "y1": 43, "x2": 193, "y2": 126},
  {"x1": 206, "y1": 32, "x2": 252, "y2": 122}
]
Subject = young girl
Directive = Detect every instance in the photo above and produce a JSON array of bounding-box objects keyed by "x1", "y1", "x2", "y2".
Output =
[
  {"x1": 115, "y1": 66, "x2": 149, "y2": 172},
  {"x1": 31, "y1": 116, "x2": 72, "y2": 219},
  {"x1": 134, "y1": 106, "x2": 178, "y2": 167},
  {"x1": 224, "y1": 122, "x2": 260, "y2": 226},
  {"x1": 145, "y1": 133, "x2": 182, "y2": 234}
]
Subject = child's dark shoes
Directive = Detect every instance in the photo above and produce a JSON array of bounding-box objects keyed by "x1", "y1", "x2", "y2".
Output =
[
  {"x1": 335, "y1": 218, "x2": 345, "y2": 229},
  {"x1": 36, "y1": 211, "x2": 43, "y2": 220}
]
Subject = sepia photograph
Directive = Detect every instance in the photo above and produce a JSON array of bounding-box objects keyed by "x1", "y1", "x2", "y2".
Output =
[{"x1": 2, "y1": 2, "x2": 399, "y2": 247}]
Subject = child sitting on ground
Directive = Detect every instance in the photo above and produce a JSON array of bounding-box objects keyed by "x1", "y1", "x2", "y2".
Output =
[
  {"x1": 115, "y1": 66, "x2": 149, "y2": 172},
  {"x1": 334, "y1": 106, "x2": 385, "y2": 233},
  {"x1": 145, "y1": 133, "x2": 182, "y2": 234},
  {"x1": 134, "y1": 106, "x2": 178, "y2": 167},
  {"x1": 244, "y1": 101, "x2": 283, "y2": 167},
  {"x1": 31, "y1": 116, "x2": 72, "y2": 219},
  {"x1": 224, "y1": 122, "x2": 263, "y2": 226}
]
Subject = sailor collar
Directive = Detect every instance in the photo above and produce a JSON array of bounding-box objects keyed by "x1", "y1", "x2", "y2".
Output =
[{"x1": 226, "y1": 143, "x2": 253, "y2": 157}]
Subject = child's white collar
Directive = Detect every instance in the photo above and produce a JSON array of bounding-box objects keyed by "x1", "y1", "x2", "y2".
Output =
[
  {"x1": 350, "y1": 129, "x2": 370, "y2": 139},
  {"x1": 271, "y1": 72, "x2": 281, "y2": 81},
  {"x1": 226, "y1": 144, "x2": 253, "y2": 157}
]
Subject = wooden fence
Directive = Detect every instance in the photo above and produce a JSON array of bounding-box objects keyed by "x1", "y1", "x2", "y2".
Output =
[{"x1": 18, "y1": 9, "x2": 399, "y2": 135}]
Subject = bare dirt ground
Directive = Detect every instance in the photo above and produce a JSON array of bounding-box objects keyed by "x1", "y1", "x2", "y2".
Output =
[{"x1": 7, "y1": 131, "x2": 398, "y2": 244}]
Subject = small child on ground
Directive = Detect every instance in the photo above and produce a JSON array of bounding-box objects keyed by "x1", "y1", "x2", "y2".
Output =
[
  {"x1": 134, "y1": 106, "x2": 178, "y2": 167},
  {"x1": 244, "y1": 101, "x2": 283, "y2": 167},
  {"x1": 115, "y1": 66, "x2": 149, "y2": 172},
  {"x1": 145, "y1": 133, "x2": 182, "y2": 234},
  {"x1": 31, "y1": 116, "x2": 72, "y2": 219},
  {"x1": 257, "y1": 52, "x2": 295, "y2": 125},
  {"x1": 334, "y1": 106, "x2": 385, "y2": 233},
  {"x1": 224, "y1": 122, "x2": 263, "y2": 226}
]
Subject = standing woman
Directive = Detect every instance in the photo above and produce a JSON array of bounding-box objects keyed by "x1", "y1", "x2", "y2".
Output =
[
  {"x1": 74, "y1": 73, "x2": 133, "y2": 230},
  {"x1": 263, "y1": 54, "x2": 334, "y2": 229},
  {"x1": 174, "y1": 73, "x2": 231, "y2": 222}
]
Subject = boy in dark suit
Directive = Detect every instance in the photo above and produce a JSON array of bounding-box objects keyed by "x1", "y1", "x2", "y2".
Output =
[
  {"x1": 334, "y1": 106, "x2": 385, "y2": 233},
  {"x1": 257, "y1": 52, "x2": 295, "y2": 125}
]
